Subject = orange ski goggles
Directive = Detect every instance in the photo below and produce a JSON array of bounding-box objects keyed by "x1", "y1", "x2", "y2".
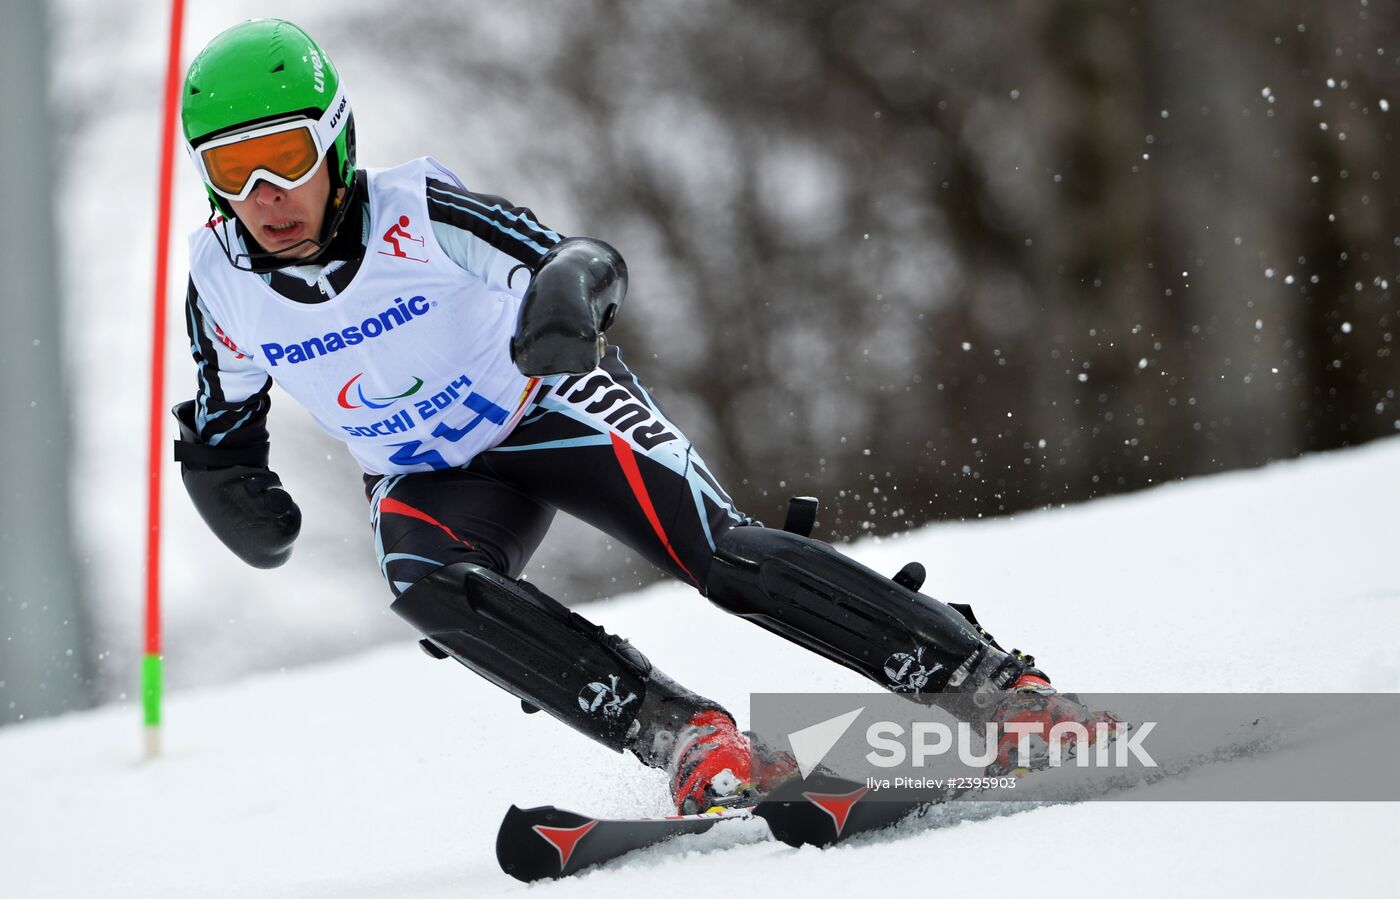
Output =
[{"x1": 191, "y1": 85, "x2": 348, "y2": 202}]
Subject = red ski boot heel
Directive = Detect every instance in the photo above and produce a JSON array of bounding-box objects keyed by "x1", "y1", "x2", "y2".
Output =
[{"x1": 669, "y1": 710, "x2": 757, "y2": 814}]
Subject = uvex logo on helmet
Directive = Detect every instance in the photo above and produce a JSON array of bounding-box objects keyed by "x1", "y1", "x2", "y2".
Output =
[{"x1": 309, "y1": 45, "x2": 326, "y2": 93}]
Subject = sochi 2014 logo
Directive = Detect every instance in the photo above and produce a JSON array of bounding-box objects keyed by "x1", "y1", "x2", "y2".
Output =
[{"x1": 336, "y1": 372, "x2": 425, "y2": 410}]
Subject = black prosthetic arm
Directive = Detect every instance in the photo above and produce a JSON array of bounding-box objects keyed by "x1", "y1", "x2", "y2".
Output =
[
  {"x1": 172, "y1": 400, "x2": 301, "y2": 569},
  {"x1": 705, "y1": 526, "x2": 1030, "y2": 696},
  {"x1": 391, "y1": 562, "x2": 719, "y2": 765},
  {"x1": 510, "y1": 237, "x2": 627, "y2": 377}
]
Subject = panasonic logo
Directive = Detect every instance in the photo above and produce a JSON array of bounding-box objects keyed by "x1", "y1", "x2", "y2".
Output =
[{"x1": 261, "y1": 295, "x2": 433, "y2": 366}]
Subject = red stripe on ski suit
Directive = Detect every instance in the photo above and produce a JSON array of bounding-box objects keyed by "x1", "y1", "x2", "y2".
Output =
[
  {"x1": 609, "y1": 431, "x2": 696, "y2": 584},
  {"x1": 378, "y1": 497, "x2": 476, "y2": 549}
]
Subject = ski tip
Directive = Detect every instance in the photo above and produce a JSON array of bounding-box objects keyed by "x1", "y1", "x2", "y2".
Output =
[
  {"x1": 496, "y1": 804, "x2": 606, "y2": 882},
  {"x1": 495, "y1": 802, "x2": 748, "y2": 882}
]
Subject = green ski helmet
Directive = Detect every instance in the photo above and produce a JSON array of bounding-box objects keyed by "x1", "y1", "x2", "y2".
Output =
[{"x1": 182, "y1": 19, "x2": 356, "y2": 257}]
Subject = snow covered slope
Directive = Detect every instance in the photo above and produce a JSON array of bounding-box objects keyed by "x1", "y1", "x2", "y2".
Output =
[{"x1": 3, "y1": 440, "x2": 1397, "y2": 897}]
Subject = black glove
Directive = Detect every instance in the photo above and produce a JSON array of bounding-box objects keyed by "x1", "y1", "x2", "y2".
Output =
[
  {"x1": 510, "y1": 237, "x2": 627, "y2": 376},
  {"x1": 171, "y1": 401, "x2": 301, "y2": 569}
]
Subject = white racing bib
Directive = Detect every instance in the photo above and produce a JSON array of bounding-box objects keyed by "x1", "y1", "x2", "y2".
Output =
[{"x1": 188, "y1": 157, "x2": 538, "y2": 474}]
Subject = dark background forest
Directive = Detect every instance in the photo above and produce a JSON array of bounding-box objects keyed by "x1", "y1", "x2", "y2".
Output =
[{"x1": 338, "y1": 0, "x2": 1397, "y2": 538}]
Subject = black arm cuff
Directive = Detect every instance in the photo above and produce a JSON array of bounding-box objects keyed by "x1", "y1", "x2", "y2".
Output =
[
  {"x1": 171, "y1": 400, "x2": 271, "y2": 470},
  {"x1": 173, "y1": 438, "x2": 270, "y2": 470}
]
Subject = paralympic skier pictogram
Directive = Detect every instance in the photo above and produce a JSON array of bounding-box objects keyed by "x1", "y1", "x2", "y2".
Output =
[{"x1": 378, "y1": 214, "x2": 427, "y2": 262}]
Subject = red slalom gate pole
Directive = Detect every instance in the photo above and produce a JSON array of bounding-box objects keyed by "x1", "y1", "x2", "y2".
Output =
[{"x1": 143, "y1": 0, "x2": 186, "y2": 761}]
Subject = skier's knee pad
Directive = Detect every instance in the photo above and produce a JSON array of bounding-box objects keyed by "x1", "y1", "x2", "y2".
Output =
[
  {"x1": 391, "y1": 563, "x2": 720, "y2": 761},
  {"x1": 704, "y1": 526, "x2": 1026, "y2": 694}
]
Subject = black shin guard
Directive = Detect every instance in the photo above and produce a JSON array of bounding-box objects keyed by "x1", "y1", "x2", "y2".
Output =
[
  {"x1": 705, "y1": 527, "x2": 1029, "y2": 695},
  {"x1": 391, "y1": 563, "x2": 718, "y2": 766}
]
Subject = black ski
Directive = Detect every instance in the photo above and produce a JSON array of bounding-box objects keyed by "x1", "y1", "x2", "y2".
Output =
[{"x1": 496, "y1": 803, "x2": 756, "y2": 882}]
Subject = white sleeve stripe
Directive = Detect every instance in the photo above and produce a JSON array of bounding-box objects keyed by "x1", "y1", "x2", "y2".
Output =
[
  {"x1": 426, "y1": 184, "x2": 562, "y2": 242},
  {"x1": 428, "y1": 194, "x2": 554, "y2": 257}
]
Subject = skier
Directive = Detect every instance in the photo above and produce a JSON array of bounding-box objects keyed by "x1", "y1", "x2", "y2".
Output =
[{"x1": 175, "y1": 18, "x2": 1111, "y2": 815}]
